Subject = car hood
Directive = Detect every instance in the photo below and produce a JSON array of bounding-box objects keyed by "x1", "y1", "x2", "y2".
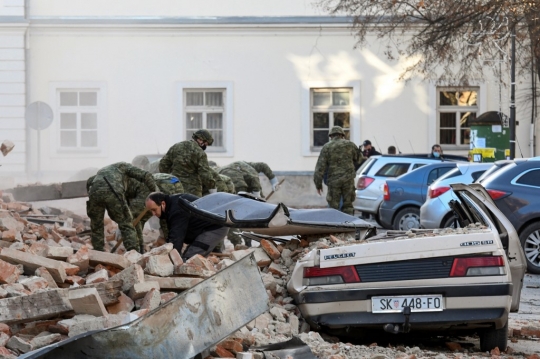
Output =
[{"x1": 176, "y1": 192, "x2": 376, "y2": 237}]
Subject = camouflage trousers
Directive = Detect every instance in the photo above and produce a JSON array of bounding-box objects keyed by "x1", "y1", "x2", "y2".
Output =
[
  {"x1": 180, "y1": 180, "x2": 203, "y2": 197},
  {"x1": 87, "y1": 190, "x2": 139, "y2": 252},
  {"x1": 326, "y1": 178, "x2": 356, "y2": 215}
]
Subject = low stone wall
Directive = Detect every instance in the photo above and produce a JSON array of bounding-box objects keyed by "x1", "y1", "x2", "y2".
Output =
[{"x1": 259, "y1": 172, "x2": 327, "y2": 208}]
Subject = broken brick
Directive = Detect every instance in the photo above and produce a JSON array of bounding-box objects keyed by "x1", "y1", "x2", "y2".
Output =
[
  {"x1": 85, "y1": 269, "x2": 109, "y2": 285},
  {"x1": 144, "y1": 255, "x2": 174, "y2": 277},
  {"x1": 0, "y1": 259, "x2": 19, "y2": 284},
  {"x1": 260, "y1": 239, "x2": 281, "y2": 260}
]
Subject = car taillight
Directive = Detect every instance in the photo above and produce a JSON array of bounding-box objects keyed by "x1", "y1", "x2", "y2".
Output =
[
  {"x1": 449, "y1": 256, "x2": 505, "y2": 277},
  {"x1": 383, "y1": 183, "x2": 390, "y2": 201},
  {"x1": 357, "y1": 176, "x2": 375, "y2": 190},
  {"x1": 303, "y1": 266, "x2": 360, "y2": 285},
  {"x1": 486, "y1": 189, "x2": 510, "y2": 200},
  {"x1": 428, "y1": 186, "x2": 451, "y2": 199}
]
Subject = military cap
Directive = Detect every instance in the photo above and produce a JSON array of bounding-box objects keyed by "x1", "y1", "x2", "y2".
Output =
[
  {"x1": 192, "y1": 129, "x2": 214, "y2": 146},
  {"x1": 329, "y1": 126, "x2": 345, "y2": 137}
]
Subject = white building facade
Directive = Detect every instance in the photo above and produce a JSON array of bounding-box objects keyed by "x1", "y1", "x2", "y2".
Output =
[{"x1": 0, "y1": 0, "x2": 536, "y2": 185}]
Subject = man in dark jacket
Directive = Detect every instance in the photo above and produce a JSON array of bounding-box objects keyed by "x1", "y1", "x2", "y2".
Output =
[
  {"x1": 145, "y1": 192, "x2": 228, "y2": 260},
  {"x1": 361, "y1": 140, "x2": 382, "y2": 158}
]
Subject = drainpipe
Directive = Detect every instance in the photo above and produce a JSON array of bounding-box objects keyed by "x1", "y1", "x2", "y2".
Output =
[{"x1": 24, "y1": 0, "x2": 30, "y2": 176}]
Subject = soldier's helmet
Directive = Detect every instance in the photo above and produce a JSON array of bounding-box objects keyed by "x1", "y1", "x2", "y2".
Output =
[
  {"x1": 192, "y1": 129, "x2": 214, "y2": 146},
  {"x1": 131, "y1": 155, "x2": 150, "y2": 171},
  {"x1": 329, "y1": 126, "x2": 345, "y2": 137}
]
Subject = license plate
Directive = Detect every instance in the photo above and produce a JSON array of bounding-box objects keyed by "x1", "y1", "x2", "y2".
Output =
[{"x1": 372, "y1": 295, "x2": 444, "y2": 313}]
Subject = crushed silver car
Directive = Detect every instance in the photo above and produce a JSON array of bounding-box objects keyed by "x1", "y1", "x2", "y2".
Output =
[{"x1": 287, "y1": 184, "x2": 526, "y2": 351}]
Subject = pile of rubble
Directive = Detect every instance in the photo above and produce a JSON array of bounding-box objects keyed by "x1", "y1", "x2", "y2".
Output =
[{"x1": 0, "y1": 191, "x2": 539, "y2": 359}]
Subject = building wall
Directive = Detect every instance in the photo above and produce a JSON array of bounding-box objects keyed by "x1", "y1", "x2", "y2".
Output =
[
  {"x1": 0, "y1": 0, "x2": 535, "y2": 185},
  {"x1": 0, "y1": 0, "x2": 26, "y2": 184}
]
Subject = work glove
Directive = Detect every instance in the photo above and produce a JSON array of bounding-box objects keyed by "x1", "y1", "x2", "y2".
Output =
[
  {"x1": 251, "y1": 191, "x2": 261, "y2": 198},
  {"x1": 270, "y1": 177, "x2": 280, "y2": 191},
  {"x1": 209, "y1": 188, "x2": 217, "y2": 194}
]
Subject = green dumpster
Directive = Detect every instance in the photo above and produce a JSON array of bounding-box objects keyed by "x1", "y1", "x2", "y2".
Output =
[{"x1": 469, "y1": 111, "x2": 510, "y2": 162}]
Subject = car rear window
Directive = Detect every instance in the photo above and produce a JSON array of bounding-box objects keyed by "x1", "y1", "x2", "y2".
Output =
[
  {"x1": 471, "y1": 170, "x2": 487, "y2": 182},
  {"x1": 436, "y1": 167, "x2": 462, "y2": 182},
  {"x1": 358, "y1": 157, "x2": 377, "y2": 175},
  {"x1": 516, "y1": 169, "x2": 540, "y2": 187},
  {"x1": 474, "y1": 163, "x2": 512, "y2": 183},
  {"x1": 375, "y1": 163, "x2": 410, "y2": 177},
  {"x1": 427, "y1": 167, "x2": 454, "y2": 185}
]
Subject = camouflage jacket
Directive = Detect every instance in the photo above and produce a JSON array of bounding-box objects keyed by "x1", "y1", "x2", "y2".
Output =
[
  {"x1": 87, "y1": 162, "x2": 157, "y2": 197},
  {"x1": 203, "y1": 168, "x2": 229, "y2": 195},
  {"x1": 246, "y1": 162, "x2": 276, "y2": 180},
  {"x1": 314, "y1": 138, "x2": 360, "y2": 189},
  {"x1": 220, "y1": 174, "x2": 235, "y2": 193},
  {"x1": 159, "y1": 140, "x2": 216, "y2": 189},
  {"x1": 218, "y1": 161, "x2": 261, "y2": 192},
  {"x1": 125, "y1": 173, "x2": 184, "y2": 200}
]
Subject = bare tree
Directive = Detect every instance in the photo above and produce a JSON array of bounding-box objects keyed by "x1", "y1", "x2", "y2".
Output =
[{"x1": 319, "y1": 0, "x2": 539, "y2": 87}]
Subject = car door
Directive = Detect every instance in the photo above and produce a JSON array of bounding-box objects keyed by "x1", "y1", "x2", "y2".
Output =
[
  {"x1": 422, "y1": 166, "x2": 455, "y2": 202},
  {"x1": 451, "y1": 184, "x2": 526, "y2": 312}
]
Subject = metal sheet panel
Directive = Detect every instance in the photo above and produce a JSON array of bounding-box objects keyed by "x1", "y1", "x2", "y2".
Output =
[{"x1": 21, "y1": 254, "x2": 268, "y2": 359}]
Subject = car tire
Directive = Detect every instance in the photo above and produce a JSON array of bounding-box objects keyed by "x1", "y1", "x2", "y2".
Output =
[
  {"x1": 441, "y1": 214, "x2": 460, "y2": 229},
  {"x1": 392, "y1": 207, "x2": 421, "y2": 231},
  {"x1": 519, "y1": 222, "x2": 540, "y2": 274},
  {"x1": 479, "y1": 322, "x2": 508, "y2": 352}
]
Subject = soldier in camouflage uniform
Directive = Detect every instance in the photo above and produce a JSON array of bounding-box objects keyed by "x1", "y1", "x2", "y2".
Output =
[
  {"x1": 86, "y1": 162, "x2": 158, "y2": 252},
  {"x1": 127, "y1": 173, "x2": 184, "y2": 249},
  {"x1": 159, "y1": 129, "x2": 216, "y2": 197},
  {"x1": 314, "y1": 126, "x2": 362, "y2": 215},
  {"x1": 218, "y1": 161, "x2": 263, "y2": 197},
  {"x1": 131, "y1": 155, "x2": 150, "y2": 171}
]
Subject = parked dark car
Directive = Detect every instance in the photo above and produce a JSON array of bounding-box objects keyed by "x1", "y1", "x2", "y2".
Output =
[
  {"x1": 379, "y1": 162, "x2": 457, "y2": 230},
  {"x1": 478, "y1": 158, "x2": 540, "y2": 273}
]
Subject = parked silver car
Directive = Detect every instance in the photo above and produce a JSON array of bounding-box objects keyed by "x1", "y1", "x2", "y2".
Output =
[
  {"x1": 420, "y1": 163, "x2": 493, "y2": 229},
  {"x1": 354, "y1": 155, "x2": 455, "y2": 220}
]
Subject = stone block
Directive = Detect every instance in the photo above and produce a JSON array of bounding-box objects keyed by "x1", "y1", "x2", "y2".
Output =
[
  {"x1": 0, "y1": 248, "x2": 66, "y2": 283},
  {"x1": 216, "y1": 259, "x2": 236, "y2": 271},
  {"x1": 0, "y1": 259, "x2": 19, "y2": 284},
  {"x1": 68, "y1": 288, "x2": 108, "y2": 317},
  {"x1": 58, "y1": 315, "x2": 108, "y2": 338},
  {"x1": 0, "y1": 230, "x2": 21, "y2": 243},
  {"x1": 85, "y1": 269, "x2": 109, "y2": 285},
  {"x1": 124, "y1": 250, "x2": 142, "y2": 264},
  {"x1": 268, "y1": 262, "x2": 287, "y2": 277},
  {"x1": 28, "y1": 243, "x2": 49, "y2": 257},
  {"x1": 173, "y1": 263, "x2": 214, "y2": 278},
  {"x1": 253, "y1": 248, "x2": 272, "y2": 267},
  {"x1": 6, "y1": 336, "x2": 32, "y2": 353},
  {"x1": 144, "y1": 255, "x2": 174, "y2": 277},
  {"x1": 107, "y1": 293, "x2": 134, "y2": 315},
  {"x1": 66, "y1": 246, "x2": 89, "y2": 275},
  {"x1": 128, "y1": 281, "x2": 160, "y2": 300},
  {"x1": 160, "y1": 292, "x2": 177, "y2": 304},
  {"x1": 289, "y1": 313, "x2": 299, "y2": 335},
  {"x1": 65, "y1": 276, "x2": 85, "y2": 285},
  {"x1": 140, "y1": 288, "x2": 161, "y2": 311},
  {"x1": 168, "y1": 249, "x2": 183, "y2": 267},
  {"x1": 20, "y1": 277, "x2": 49, "y2": 293},
  {"x1": 88, "y1": 250, "x2": 130, "y2": 270},
  {"x1": 110, "y1": 264, "x2": 145, "y2": 293},
  {"x1": 0, "y1": 346, "x2": 16, "y2": 359},
  {"x1": 29, "y1": 333, "x2": 62, "y2": 350},
  {"x1": 186, "y1": 254, "x2": 215, "y2": 271},
  {"x1": 219, "y1": 339, "x2": 243, "y2": 354},
  {"x1": 35, "y1": 268, "x2": 58, "y2": 289},
  {"x1": 0, "y1": 217, "x2": 24, "y2": 232},
  {"x1": 260, "y1": 239, "x2": 281, "y2": 260},
  {"x1": 0, "y1": 332, "x2": 9, "y2": 347},
  {"x1": 56, "y1": 227, "x2": 76, "y2": 237},
  {"x1": 230, "y1": 249, "x2": 255, "y2": 262},
  {"x1": 144, "y1": 275, "x2": 202, "y2": 291}
]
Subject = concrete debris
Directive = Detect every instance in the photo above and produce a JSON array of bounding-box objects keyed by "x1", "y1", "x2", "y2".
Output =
[{"x1": 0, "y1": 193, "x2": 536, "y2": 358}]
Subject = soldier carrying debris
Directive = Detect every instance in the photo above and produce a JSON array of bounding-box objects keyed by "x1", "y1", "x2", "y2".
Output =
[
  {"x1": 145, "y1": 192, "x2": 228, "y2": 260},
  {"x1": 159, "y1": 129, "x2": 217, "y2": 197},
  {"x1": 86, "y1": 162, "x2": 158, "y2": 252},
  {"x1": 314, "y1": 126, "x2": 361, "y2": 215}
]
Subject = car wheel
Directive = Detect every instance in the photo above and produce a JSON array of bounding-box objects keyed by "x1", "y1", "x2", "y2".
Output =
[
  {"x1": 392, "y1": 207, "x2": 421, "y2": 231},
  {"x1": 479, "y1": 322, "x2": 508, "y2": 352},
  {"x1": 519, "y1": 222, "x2": 540, "y2": 274},
  {"x1": 441, "y1": 214, "x2": 460, "y2": 229}
]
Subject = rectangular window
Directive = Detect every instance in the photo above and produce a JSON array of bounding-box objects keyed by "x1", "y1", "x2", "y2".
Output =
[
  {"x1": 184, "y1": 89, "x2": 225, "y2": 151},
  {"x1": 437, "y1": 88, "x2": 478, "y2": 147},
  {"x1": 57, "y1": 90, "x2": 100, "y2": 149},
  {"x1": 311, "y1": 88, "x2": 352, "y2": 150}
]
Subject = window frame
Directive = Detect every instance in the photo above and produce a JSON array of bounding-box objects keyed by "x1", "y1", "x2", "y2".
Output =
[
  {"x1": 437, "y1": 87, "x2": 479, "y2": 148},
  {"x1": 301, "y1": 80, "x2": 361, "y2": 156},
  {"x1": 177, "y1": 82, "x2": 233, "y2": 157},
  {"x1": 310, "y1": 88, "x2": 353, "y2": 151},
  {"x1": 428, "y1": 83, "x2": 486, "y2": 152},
  {"x1": 49, "y1": 82, "x2": 108, "y2": 158}
]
